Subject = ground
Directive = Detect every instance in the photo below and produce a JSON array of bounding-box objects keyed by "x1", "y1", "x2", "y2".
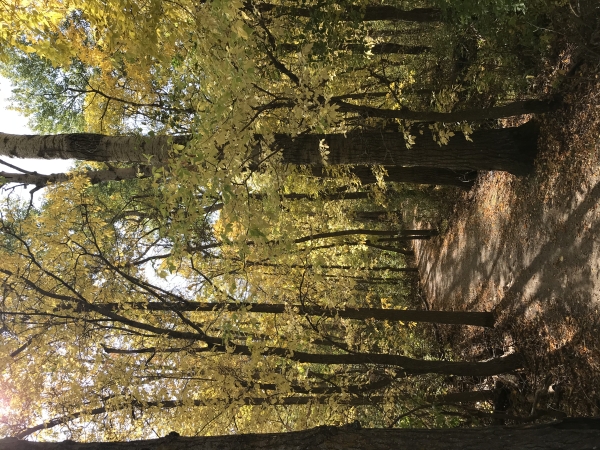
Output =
[{"x1": 413, "y1": 59, "x2": 600, "y2": 418}]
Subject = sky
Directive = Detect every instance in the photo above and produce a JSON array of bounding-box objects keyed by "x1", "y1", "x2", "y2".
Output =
[{"x1": 0, "y1": 76, "x2": 74, "y2": 201}]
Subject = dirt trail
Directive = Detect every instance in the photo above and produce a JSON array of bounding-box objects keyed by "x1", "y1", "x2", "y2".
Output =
[{"x1": 414, "y1": 67, "x2": 600, "y2": 417}]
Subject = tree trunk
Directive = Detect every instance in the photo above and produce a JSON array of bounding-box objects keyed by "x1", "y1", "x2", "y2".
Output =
[
  {"x1": 103, "y1": 345, "x2": 524, "y2": 377},
  {"x1": 353, "y1": 211, "x2": 402, "y2": 222},
  {"x1": 76, "y1": 301, "x2": 495, "y2": 327},
  {"x1": 10, "y1": 389, "x2": 498, "y2": 440},
  {"x1": 276, "y1": 122, "x2": 539, "y2": 175},
  {"x1": 0, "y1": 166, "x2": 151, "y2": 187},
  {"x1": 187, "y1": 228, "x2": 437, "y2": 253},
  {"x1": 243, "y1": 261, "x2": 418, "y2": 273},
  {"x1": 1, "y1": 124, "x2": 538, "y2": 175},
  {"x1": 278, "y1": 42, "x2": 431, "y2": 55},
  {"x1": 0, "y1": 124, "x2": 539, "y2": 176},
  {"x1": 311, "y1": 165, "x2": 477, "y2": 188},
  {"x1": 255, "y1": 4, "x2": 442, "y2": 22},
  {"x1": 333, "y1": 99, "x2": 558, "y2": 122},
  {"x1": 5, "y1": 420, "x2": 600, "y2": 449}
]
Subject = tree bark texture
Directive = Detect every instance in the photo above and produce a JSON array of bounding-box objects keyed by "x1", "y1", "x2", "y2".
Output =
[
  {"x1": 0, "y1": 133, "x2": 185, "y2": 162},
  {"x1": 4, "y1": 420, "x2": 600, "y2": 449},
  {"x1": 275, "y1": 122, "x2": 539, "y2": 175},
  {"x1": 0, "y1": 123, "x2": 538, "y2": 175}
]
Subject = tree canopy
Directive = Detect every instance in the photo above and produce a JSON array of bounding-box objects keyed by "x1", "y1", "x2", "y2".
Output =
[{"x1": 0, "y1": 0, "x2": 570, "y2": 442}]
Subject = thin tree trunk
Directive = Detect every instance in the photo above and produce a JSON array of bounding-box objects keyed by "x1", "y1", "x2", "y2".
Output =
[
  {"x1": 333, "y1": 98, "x2": 558, "y2": 122},
  {"x1": 254, "y1": 4, "x2": 443, "y2": 22},
  {"x1": 278, "y1": 42, "x2": 431, "y2": 55},
  {"x1": 73, "y1": 301, "x2": 495, "y2": 327},
  {"x1": 103, "y1": 345, "x2": 524, "y2": 377},
  {"x1": 311, "y1": 166, "x2": 477, "y2": 189},
  {"x1": 244, "y1": 261, "x2": 417, "y2": 273},
  {"x1": 8, "y1": 419, "x2": 600, "y2": 448},
  {"x1": 353, "y1": 211, "x2": 402, "y2": 222},
  {"x1": 0, "y1": 166, "x2": 151, "y2": 187},
  {"x1": 9, "y1": 395, "x2": 385, "y2": 439}
]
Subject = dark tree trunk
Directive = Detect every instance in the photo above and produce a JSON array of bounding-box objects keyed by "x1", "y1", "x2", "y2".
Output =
[
  {"x1": 278, "y1": 42, "x2": 431, "y2": 55},
  {"x1": 1, "y1": 124, "x2": 539, "y2": 176},
  {"x1": 5, "y1": 420, "x2": 600, "y2": 449},
  {"x1": 187, "y1": 228, "x2": 437, "y2": 253},
  {"x1": 103, "y1": 345, "x2": 524, "y2": 377},
  {"x1": 255, "y1": 4, "x2": 442, "y2": 22},
  {"x1": 278, "y1": 122, "x2": 539, "y2": 175},
  {"x1": 311, "y1": 165, "x2": 477, "y2": 188},
  {"x1": 78, "y1": 301, "x2": 495, "y2": 327},
  {"x1": 333, "y1": 99, "x2": 558, "y2": 122},
  {"x1": 10, "y1": 389, "x2": 498, "y2": 440},
  {"x1": 353, "y1": 210, "x2": 401, "y2": 222}
]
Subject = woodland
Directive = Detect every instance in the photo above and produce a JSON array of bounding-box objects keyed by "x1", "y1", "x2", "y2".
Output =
[{"x1": 0, "y1": 0, "x2": 599, "y2": 448}]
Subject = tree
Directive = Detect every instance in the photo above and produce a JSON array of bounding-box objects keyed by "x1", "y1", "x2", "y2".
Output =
[
  {"x1": 0, "y1": 172, "x2": 520, "y2": 439},
  {"x1": 79, "y1": 301, "x2": 495, "y2": 327},
  {"x1": 2, "y1": 421, "x2": 600, "y2": 449},
  {"x1": 254, "y1": 3, "x2": 443, "y2": 23},
  {"x1": 0, "y1": 121, "x2": 538, "y2": 174},
  {"x1": 0, "y1": 0, "x2": 568, "y2": 441},
  {"x1": 0, "y1": 163, "x2": 476, "y2": 190}
]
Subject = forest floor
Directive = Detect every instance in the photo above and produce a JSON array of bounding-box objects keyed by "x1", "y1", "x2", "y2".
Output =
[{"x1": 412, "y1": 56, "x2": 600, "y2": 418}]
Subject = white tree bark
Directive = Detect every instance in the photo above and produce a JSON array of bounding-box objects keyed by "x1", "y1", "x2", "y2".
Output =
[{"x1": 0, "y1": 133, "x2": 182, "y2": 162}]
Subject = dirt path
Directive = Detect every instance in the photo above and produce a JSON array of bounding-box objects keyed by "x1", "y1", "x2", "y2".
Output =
[{"x1": 414, "y1": 66, "x2": 600, "y2": 417}]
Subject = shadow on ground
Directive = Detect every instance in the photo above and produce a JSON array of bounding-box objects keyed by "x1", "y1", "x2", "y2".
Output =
[{"x1": 414, "y1": 64, "x2": 600, "y2": 417}]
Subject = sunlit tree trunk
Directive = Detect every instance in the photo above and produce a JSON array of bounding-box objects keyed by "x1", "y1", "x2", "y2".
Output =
[{"x1": 0, "y1": 133, "x2": 185, "y2": 162}]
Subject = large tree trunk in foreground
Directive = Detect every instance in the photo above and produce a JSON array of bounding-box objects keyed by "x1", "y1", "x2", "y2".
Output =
[
  {"x1": 333, "y1": 99, "x2": 557, "y2": 122},
  {"x1": 0, "y1": 123, "x2": 538, "y2": 175},
  {"x1": 276, "y1": 122, "x2": 539, "y2": 175},
  {"x1": 4, "y1": 420, "x2": 600, "y2": 449}
]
